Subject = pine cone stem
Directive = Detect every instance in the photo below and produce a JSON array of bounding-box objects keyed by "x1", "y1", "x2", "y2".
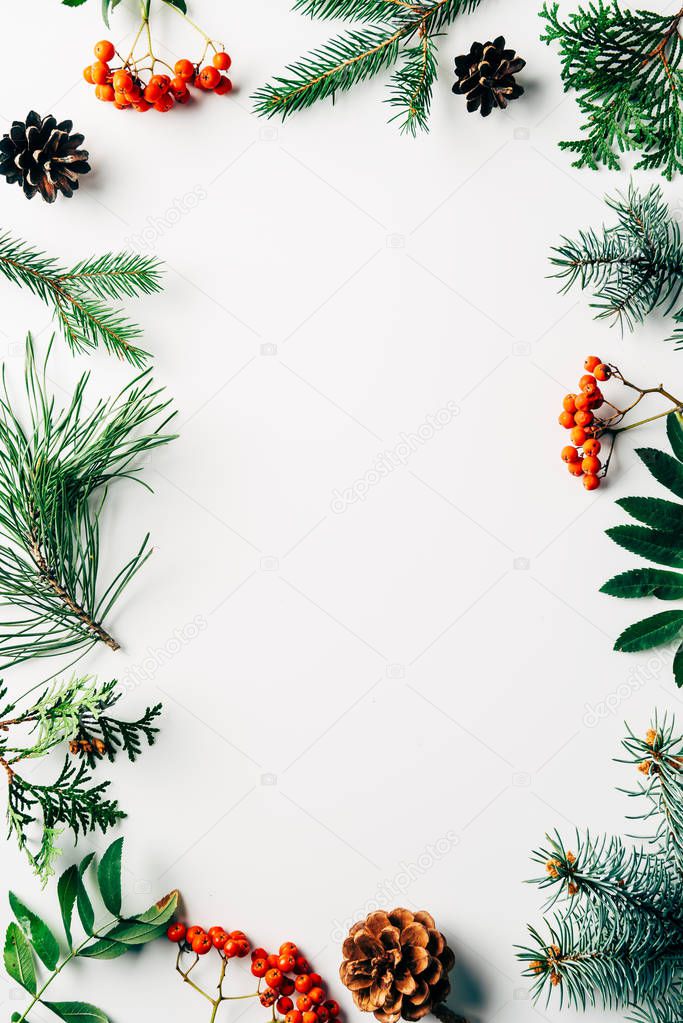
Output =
[{"x1": 432, "y1": 1003, "x2": 468, "y2": 1023}]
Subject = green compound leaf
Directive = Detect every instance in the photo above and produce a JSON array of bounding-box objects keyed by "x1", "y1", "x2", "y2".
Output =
[
  {"x1": 614, "y1": 610, "x2": 683, "y2": 653},
  {"x1": 617, "y1": 496, "x2": 683, "y2": 532},
  {"x1": 77, "y1": 854, "x2": 96, "y2": 935},
  {"x1": 9, "y1": 892, "x2": 60, "y2": 970},
  {"x1": 77, "y1": 938, "x2": 129, "y2": 960},
  {"x1": 600, "y1": 568, "x2": 683, "y2": 600},
  {"x1": 667, "y1": 411, "x2": 683, "y2": 462},
  {"x1": 605, "y1": 525, "x2": 683, "y2": 569},
  {"x1": 4, "y1": 922, "x2": 37, "y2": 994},
  {"x1": 106, "y1": 889, "x2": 179, "y2": 945},
  {"x1": 43, "y1": 1001, "x2": 109, "y2": 1023},
  {"x1": 97, "y1": 838, "x2": 123, "y2": 917}
]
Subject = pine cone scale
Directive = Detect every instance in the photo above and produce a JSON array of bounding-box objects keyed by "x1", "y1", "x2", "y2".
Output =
[
  {"x1": 0, "y1": 111, "x2": 90, "y2": 202},
  {"x1": 453, "y1": 36, "x2": 525, "y2": 116}
]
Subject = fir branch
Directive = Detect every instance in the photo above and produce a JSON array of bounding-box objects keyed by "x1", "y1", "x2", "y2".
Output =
[
  {"x1": 0, "y1": 232, "x2": 163, "y2": 366},
  {"x1": 551, "y1": 183, "x2": 683, "y2": 345},
  {"x1": 519, "y1": 712, "x2": 683, "y2": 1020},
  {"x1": 0, "y1": 677, "x2": 161, "y2": 882},
  {"x1": 253, "y1": 0, "x2": 485, "y2": 131},
  {"x1": 541, "y1": 0, "x2": 683, "y2": 179},
  {"x1": 0, "y1": 335, "x2": 176, "y2": 668}
]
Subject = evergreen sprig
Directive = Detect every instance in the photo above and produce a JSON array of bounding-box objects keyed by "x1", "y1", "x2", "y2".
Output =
[
  {"x1": 0, "y1": 678, "x2": 161, "y2": 881},
  {"x1": 541, "y1": 0, "x2": 683, "y2": 179},
  {"x1": 252, "y1": 0, "x2": 484, "y2": 132},
  {"x1": 601, "y1": 412, "x2": 683, "y2": 687},
  {"x1": 2, "y1": 836, "x2": 178, "y2": 1023},
  {"x1": 0, "y1": 232, "x2": 163, "y2": 366},
  {"x1": 0, "y1": 335, "x2": 176, "y2": 668},
  {"x1": 551, "y1": 183, "x2": 683, "y2": 345},
  {"x1": 518, "y1": 713, "x2": 683, "y2": 1022}
]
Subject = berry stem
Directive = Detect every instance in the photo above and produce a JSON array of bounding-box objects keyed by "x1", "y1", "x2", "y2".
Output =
[{"x1": 612, "y1": 405, "x2": 683, "y2": 433}]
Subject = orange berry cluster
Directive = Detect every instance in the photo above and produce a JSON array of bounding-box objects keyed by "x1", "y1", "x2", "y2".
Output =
[
  {"x1": 167, "y1": 924, "x2": 341, "y2": 1023},
  {"x1": 83, "y1": 40, "x2": 233, "y2": 112},
  {"x1": 558, "y1": 355, "x2": 612, "y2": 491}
]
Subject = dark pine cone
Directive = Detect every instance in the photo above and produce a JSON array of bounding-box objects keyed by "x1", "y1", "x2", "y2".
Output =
[
  {"x1": 0, "y1": 111, "x2": 90, "y2": 202},
  {"x1": 340, "y1": 909, "x2": 455, "y2": 1023},
  {"x1": 452, "y1": 37, "x2": 525, "y2": 116}
]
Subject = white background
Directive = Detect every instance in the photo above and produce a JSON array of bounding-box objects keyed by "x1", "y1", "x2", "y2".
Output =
[{"x1": 0, "y1": 1, "x2": 682, "y2": 1021}]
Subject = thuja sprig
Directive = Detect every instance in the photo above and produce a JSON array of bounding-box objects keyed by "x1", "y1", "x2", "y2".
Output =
[
  {"x1": 0, "y1": 335, "x2": 176, "y2": 669},
  {"x1": 551, "y1": 183, "x2": 683, "y2": 346},
  {"x1": 3, "y1": 836, "x2": 179, "y2": 1023},
  {"x1": 0, "y1": 232, "x2": 163, "y2": 366},
  {"x1": 541, "y1": 1, "x2": 683, "y2": 179},
  {"x1": 518, "y1": 714, "x2": 683, "y2": 1022},
  {"x1": 252, "y1": 0, "x2": 485, "y2": 135},
  {"x1": 0, "y1": 677, "x2": 160, "y2": 881}
]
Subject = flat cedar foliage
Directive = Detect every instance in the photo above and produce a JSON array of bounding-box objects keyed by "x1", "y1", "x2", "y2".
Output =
[
  {"x1": 253, "y1": 0, "x2": 485, "y2": 134},
  {"x1": 519, "y1": 714, "x2": 683, "y2": 1022},
  {"x1": 541, "y1": 0, "x2": 683, "y2": 179}
]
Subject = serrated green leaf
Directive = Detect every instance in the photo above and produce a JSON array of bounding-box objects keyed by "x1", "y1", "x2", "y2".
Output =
[
  {"x1": 135, "y1": 888, "x2": 179, "y2": 926},
  {"x1": 163, "y1": 0, "x2": 187, "y2": 10},
  {"x1": 600, "y1": 568, "x2": 683, "y2": 600},
  {"x1": 97, "y1": 838, "x2": 123, "y2": 917},
  {"x1": 667, "y1": 411, "x2": 683, "y2": 463},
  {"x1": 77, "y1": 938, "x2": 129, "y2": 960},
  {"x1": 4, "y1": 923, "x2": 36, "y2": 994},
  {"x1": 617, "y1": 496, "x2": 683, "y2": 532},
  {"x1": 9, "y1": 893, "x2": 60, "y2": 970},
  {"x1": 614, "y1": 610, "x2": 683, "y2": 652},
  {"x1": 57, "y1": 866, "x2": 78, "y2": 948},
  {"x1": 637, "y1": 447, "x2": 683, "y2": 500},
  {"x1": 77, "y1": 854, "x2": 96, "y2": 935},
  {"x1": 103, "y1": 919, "x2": 167, "y2": 945},
  {"x1": 606, "y1": 524, "x2": 683, "y2": 568},
  {"x1": 674, "y1": 640, "x2": 683, "y2": 687},
  {"x1": 43, "y1": 1001, "x2": 109, "y2": 1023}
]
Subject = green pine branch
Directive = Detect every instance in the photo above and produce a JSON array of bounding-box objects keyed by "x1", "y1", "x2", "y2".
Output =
[
  {"x1": 541, "y1": 0, "x2": 683, "y2": 179},
  {"x1": 253, "y1": 0, "x2": 485, "y2": 131},
  {"x1": 0, "y1": 335, "x2": 176, "y2": 668},
  {"x1": 0, "y1": 678, "x2": 161, "y2": 882},
  {"x1": 518, "y1": 712, "x2": 683, "y2": 1020},
  {"x1": 0, "y1": 233, "x2": 163, "y2": 366},
  {"x1": 551, "y1": 183, "x2": 683, "y2": 345}
]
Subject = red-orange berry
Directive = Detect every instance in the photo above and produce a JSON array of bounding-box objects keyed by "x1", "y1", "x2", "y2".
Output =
[
  {"x1": 175, "y1": 58, "x2": 195, "y2": 79},
  {"x1": 252, "y1": 957, "x2": 268, "y2": 978},
  {"x1": 83, "y1": 65, "x2": 94, "y2": 84},
  {"x1": 562, "y1": 394, "x2": 577, "y2": 413},
  {"x1": 302, "y1": 1013, "x2": 318, "y2": 1023},
  {"x1": 150, "y1": 73, "x2": 171, "y2": 94},
  {"x1": 132, "y1": 100, "x2": 151, "y2": 112},
  {"x1": 584, "y1": 356, "x2": 601, "y2": 372},
  {"x1": 214, "y1": 75, "x2": 233, "y2": 95},
  {"x1": 280, "y1": 942, "x2": 299, "y2": 956},
  {"x1": 125, "y1": 82, "x2": 142, "y2": 101},
  {"x1": 171, "y1": 75, "x2": 188, "y2": 93},
  {"x1": 154, "y1": 93, "x2": 175, "y2": 112},
  {"x1": 95, "y1": 83, "x2": 115, "y2": 102},
  {"x1": 192, "y1": 933, "x2": 212, "y2": 955},
  {"x1": 581, "y1": 455, "x2": 601, "y2": 475},
  {"x1": 166, "y1": 922, "x2": 186, "y2": 942},
  {"x1": 297, "y1": 996, "x2": 313, "y2": 1012},
  {"x1": 583, "y1": 474, "x2": 600, "y2": 491},
  {"x1": 199, "y1": 65, "x2": 221, "y2": 90},
  {"x1": 94, "y1": 40, "x2": 116, "y2": 62},
  {"x1": 113, "y1": 69, "x2": 133, "y2": 92},
  {"x1": 144, "y1": 81, "x2": 162, "y2": 102},
  {"x1": 570, "y1": 426, "x2": 587, "y2": 446},
  {"x1": 286, "y1": 1013, "x2": 303, "y2": 1023},
  {"x1": 574, "y1": 410, "x2": 594, "y2": 428},
  {"x1": 568, "y1": 461, "x2": 584, "y2": 477},
  {"x1": 309, "y1": 988, "x2": 325, "y2": 1005},
  {"x1": 558, "y1": 411, "x2": 575, "y2": 429},
  {"x1": 574, "y1": 392, "x2": 590, "y2": 411},
  {"x1": 295, "y1": 976, "x2": 313, "y2": 994},
  {"x1": 279, "y1": 954, "x2": 297, "y2": 973},
  {"x1": 582, "y1": 379, "x2": 600, "y2": 397},
  {"x1": 594, "y1": 363, "x2": 611, "y2": 381},
  {"x1": 324, "y1": 1002, "x2": 340, "y2": 1018},
  {"x1": 278, "y1": 998, "x2": 295, "y2": 1015},
  {"x1": 213, "y1": 51, "x2": 232, "y2": 70},
  {"x1": 583, "y1": 438, "x2": 601, "y2": 455},
  {"x1": 561, "y1": 446, "x2": 578, "y2": 463},
  {"x1": 91, "y1": 61, "x2": 110, "y2": 85},
  {"x1": 260, "y1": 990, "x2": 277, "y2": 1008},
  {"x1": 186, "y1": 926, "x2": 205, "y2": 943},
  {"x1": 281, "y1": 978, "x2": 296, "y2": 997},
  {"x1": 266, "y1": 969, "x2": 284, "y2": 989},
  {"x1": 579, "y1": 374, "x2": 596, "y2": 392}
]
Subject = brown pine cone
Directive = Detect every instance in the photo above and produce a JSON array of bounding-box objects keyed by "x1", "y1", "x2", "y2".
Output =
[
  {"x1": 452, "y1": 37, "x2": 525, "y2": 117},
  {"x1": 339, "y1": 909, "x2": 455, "y2": 1023}
]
